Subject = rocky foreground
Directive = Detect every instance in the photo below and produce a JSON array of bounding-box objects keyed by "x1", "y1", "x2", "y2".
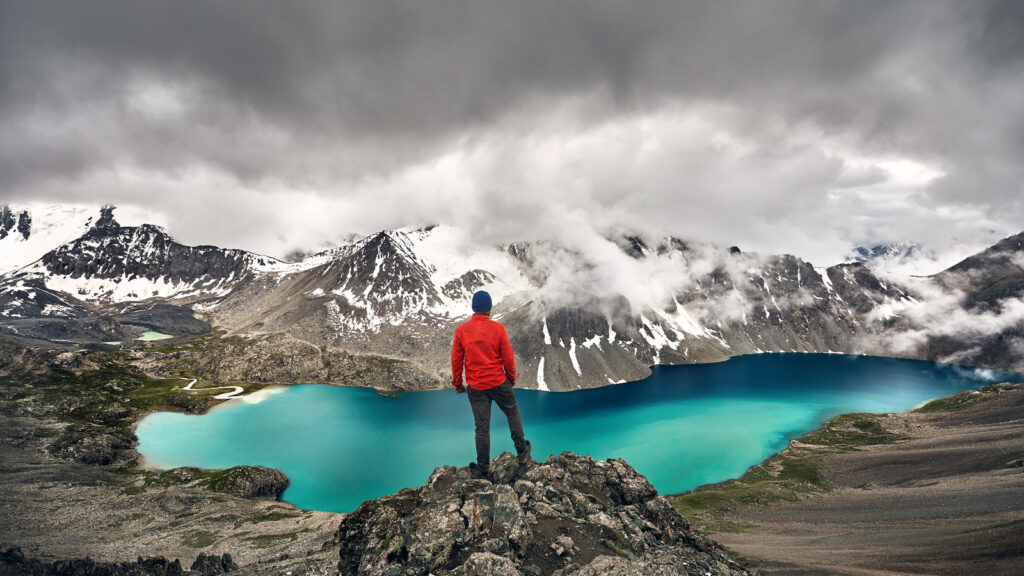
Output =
[
  {"x1": 1, "y1": 341, "x2": 747, "y2": 575},
  {"x1": 0, "y1": 449, "x2": 755, "y2": 576},
  {"x1": 337, "y1": 452, "x2": 755, "y2": 576}
]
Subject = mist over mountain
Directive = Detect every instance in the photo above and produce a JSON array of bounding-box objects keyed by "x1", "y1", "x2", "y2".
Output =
[{"x1": 2, "y1": 205, "x2": 1021, "y2": 391}]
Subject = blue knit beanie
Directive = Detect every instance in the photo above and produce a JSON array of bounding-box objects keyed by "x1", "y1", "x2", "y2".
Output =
[{"x1": 471, "y1": 290, "x2": 492, "y2": 313}]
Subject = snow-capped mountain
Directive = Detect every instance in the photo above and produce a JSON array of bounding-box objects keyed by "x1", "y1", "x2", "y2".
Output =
[
  {"x1": 0, "y1": 205, "x2": 103, "y2": 276},
  {"x1": 846, "y1": 241, "x2": 940, "y2": 276},
  {"x1": 2, "y1": 206, "x2": 1022, "y2": 390},
  {"x1": 4, "y1": 207, "x2": 266, "y2": 306}
]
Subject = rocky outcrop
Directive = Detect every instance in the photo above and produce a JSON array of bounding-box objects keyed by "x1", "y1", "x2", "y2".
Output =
[
  {"x1": 17, "y1": 211, "x2": 32, "y2": 240},
  {"x1": 0, "y1": 546, "x2": 185, "y2": 576},
  {"x1": 337, "y1": 452, "x2": 755, "y2": 576},
  {"x1": 0, "y1": 547, "x2": 240, "y2": 576},
  {"x1": 0, "y1": 206, "x2": 30, "y2": 241},
  {"x1": 203, "y1": 466, "x2": 289, "y2": 500},
  {"x1": 188, "y1": 553, "x2": 239, "y2": 576},
  {"x1": 48, "y1": 424, "x2": 138, "y2": 466}
]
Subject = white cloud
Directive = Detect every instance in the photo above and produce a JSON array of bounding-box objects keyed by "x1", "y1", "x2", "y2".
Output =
[
  {"x1": 866, "y1": 271, "x2": 1024, "y2": 358},
  {"x1": 5, "y1": 96, "x2": 1020, "y2": 272}
]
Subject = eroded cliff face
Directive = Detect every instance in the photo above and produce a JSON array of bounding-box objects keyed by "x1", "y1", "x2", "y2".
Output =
[{"x1": 337, "y1": 452, "x2": 756, "y2": 576}]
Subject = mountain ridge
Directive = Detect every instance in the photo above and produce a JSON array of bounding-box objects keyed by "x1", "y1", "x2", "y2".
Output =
[{"x1": 2, "y1": 205, "x2": 1023, "y2": 390}]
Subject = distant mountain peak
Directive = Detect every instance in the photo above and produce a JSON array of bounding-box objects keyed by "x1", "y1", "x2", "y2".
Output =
[
  {"x1": 849, "y1": 240, "x2": 924, "y2": 263},
  {"x1": 95, "y1": 205, "x2": 120, "y2": 229},
  {"x1": 846, "y1": 240, "x2": 940, "y2": 275},
  {"x1": 0, "y1": 205, "x2": 31, "y2": 241},
  {"x1": 0, "y1": 205, "x2": 109, "y2": 275}
]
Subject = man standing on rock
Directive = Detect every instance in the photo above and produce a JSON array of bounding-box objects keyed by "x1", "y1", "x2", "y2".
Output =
[{"x1": 451, "y1": 290, "x2": 531, "y2": 479}]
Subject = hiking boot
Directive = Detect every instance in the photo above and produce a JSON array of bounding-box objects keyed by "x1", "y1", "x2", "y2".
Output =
[
  {"x1": 469, "y1": 462, "x2": 489, "y2": 480},
  {"x1": 517, "y1": 440, "x2": 532, "y2": 466}
]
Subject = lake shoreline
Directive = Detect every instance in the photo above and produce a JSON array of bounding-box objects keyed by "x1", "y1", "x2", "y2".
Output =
[
  {"x1": 3, "y1": 341, "x2": 1021, "y2": 574},
  {"x1": 135, "y1": 353, "x2": 1024, "y2": 512},
  {"x1": 3, "y1": 369, "x2": 1020, "y2": 575},
  {"x1": 679, "y1": 383, "x2": 1024, "y2": 576}
]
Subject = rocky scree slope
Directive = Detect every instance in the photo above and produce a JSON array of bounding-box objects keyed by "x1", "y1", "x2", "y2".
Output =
[{"x1": 337, "y1": 451, "x2": 755, "y2": 576}]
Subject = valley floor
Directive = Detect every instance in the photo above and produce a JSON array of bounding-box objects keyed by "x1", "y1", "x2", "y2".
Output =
[
  {"x1": 3, "y1": 340, "x2": 1022, "y2": 575},
  {"x1": 679, "y1": 386, "x2": 1024, "y2": 576}
]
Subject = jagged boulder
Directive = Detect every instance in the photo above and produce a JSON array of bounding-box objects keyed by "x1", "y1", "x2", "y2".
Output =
[
  {"x1": 189, "y1": 552, "x2": 239, "y2": 575},
  {"x1": 338, "y1": 452, "x2": 755, "y2": 576},
  {"x1": 51, "y1": 351, "x2": 87, "y2": 371}
]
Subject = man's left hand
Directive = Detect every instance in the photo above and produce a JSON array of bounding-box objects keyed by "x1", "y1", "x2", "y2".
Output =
[{"x1": 455, "y1": 384, "x2": 467, "y2": 394}]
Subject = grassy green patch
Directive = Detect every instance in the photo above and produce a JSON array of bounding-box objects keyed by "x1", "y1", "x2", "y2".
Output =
[
  {"x1": 913, "y1": 383, "x2": 1024, "y2": 413},
  {"x1": 243, "y1": 529, "x2": 309, "y2": 548},
  {"x1": 43, "y1": 366, "x2": 153, "y2": 426},
  {"x1": 199, "y1": 468, "x2": 237, "y2": 492},
  {"x1": 206, "y1": 510, "x2": 301, "y2": 529},
  {"x1": 703, "y1": 519, "x2": 757, "y2": 534},
  {"x1": 671, "y1": 453, "x2": 826, "y2": 521},
  {"x1": 243, "y1": 510, "x2": 301, "y2": 525},
  {"x1": 181, "y1": 530, "x2": 219, "y2": 548},
  {"x1": 14, "y1": 360, "x2": 224, "y2": 427},
  {"x1": 126, "y1": 377, "x2": 217, "y2": 415},
  {"x1": 800, "y1": 413, "x2": 910, "y2": 450},
  {"x1": 669, "y1": 410, "x2": 916, "y2": 534},
  {"x1": 206, "y1": 514, "x2": 244, "y2": 525},
  {"x1": 145, "y1": 467, "x2": 210, "y2": 486},
  {"x1": 601, "y1": 530, "x2": 631, "y2": 556}
]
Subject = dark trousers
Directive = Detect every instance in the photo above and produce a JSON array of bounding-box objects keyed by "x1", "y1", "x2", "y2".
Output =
[{"x1": 467, "y1": 379, "x2": 527, "y2": 468}]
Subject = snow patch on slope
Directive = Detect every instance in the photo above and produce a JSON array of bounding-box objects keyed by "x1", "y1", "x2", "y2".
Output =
[
  {"x1": 0, "y1": 206, "x2": 96, "y2": 275},
  {"x1": 581, "y1": 334, "x2": 602, "y2": 351},
  {"x1": 41, "y1": 270, "x2": 235, "y2": 302},
  {"x1": 568, "y1": 337, "x2": 582, "y2": 376},
  {"x1": 405, "y1": 225, "x2": 531, "y2": 312},
  {"x1": 0, "y1": 204, "x2": 166, "y2": 276}
]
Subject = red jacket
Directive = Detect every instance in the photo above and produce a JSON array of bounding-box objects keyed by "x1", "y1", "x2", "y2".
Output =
[{"x1": 451, "y1": 314, "x2": 517, "y2": 390}]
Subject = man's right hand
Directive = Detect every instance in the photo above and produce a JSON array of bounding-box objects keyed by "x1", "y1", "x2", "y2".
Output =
[{"x1": 455, "y1": 384, "x2": 467, "y2": 394}]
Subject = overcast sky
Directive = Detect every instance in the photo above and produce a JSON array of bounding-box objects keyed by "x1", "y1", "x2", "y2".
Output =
[{"x1": 1, "y1": 1, "x2": 1022, "y2": 269}]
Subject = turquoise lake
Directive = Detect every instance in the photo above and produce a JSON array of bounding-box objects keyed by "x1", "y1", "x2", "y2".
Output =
[{"x1": 135, "y1": 353, "x2": 1024, "y2": 513}]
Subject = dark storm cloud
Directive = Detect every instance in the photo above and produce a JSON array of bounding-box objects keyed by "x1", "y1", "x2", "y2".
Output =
[
  {"x1": 0, "y1": 2, "x2": 918, "y2": 139},
  {"x1": 1, "y1": 1, "x2": 1023, "y2": 264}
]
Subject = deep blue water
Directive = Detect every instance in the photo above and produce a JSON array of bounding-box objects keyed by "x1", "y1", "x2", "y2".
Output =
[{"x1": 135, "y1": 354, "x2": 1024, "y2": 513}]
